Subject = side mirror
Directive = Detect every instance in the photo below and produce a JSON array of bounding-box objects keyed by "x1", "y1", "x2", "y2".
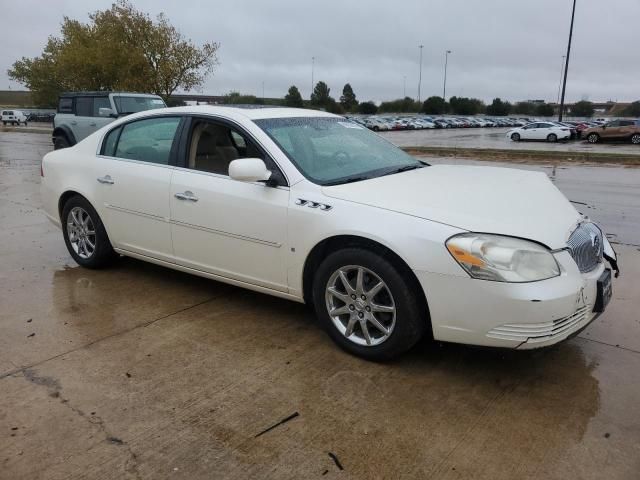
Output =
[
  {"x1": 228, "y1": 158, "x2": 272, "y2": 183},
  {"x1": 98, "y1": 107, "x2": 116, "y2": 118}
]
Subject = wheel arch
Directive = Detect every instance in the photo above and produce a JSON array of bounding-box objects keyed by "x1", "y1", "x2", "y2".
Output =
[
  {"x1": 52, "y1": 125, "x2": 77, "y2": 146},
  {"x1": 302, "y1": 234, "x2": 432, "y2": 334}
]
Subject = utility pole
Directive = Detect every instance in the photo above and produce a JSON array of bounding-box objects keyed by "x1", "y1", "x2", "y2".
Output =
[
  {"x1": 417, "y1": 45, "x2": 424, "y2": 102},
  {"x1": 443, "y1": 50, "x2": 452, "y2": 100},
  {"x1": 311, "y1": 56, "x2": 315, "y2": 100},
  {"x1": 262, "y1": 81, "x2": 265, "y2": 102},
  {"x1": 556, "y1": 55, "x2": 565, "y2": 105},
  {"x1": 559, "y1": 0, "x2": 577, "y2": 122},
  {"x1": 403, "y1": 75, "x2": 406, "y2": 97}
]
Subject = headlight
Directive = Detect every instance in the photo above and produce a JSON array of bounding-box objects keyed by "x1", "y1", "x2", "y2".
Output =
[{"x1": 446, "y1": 233, "x2": 560, "y2": 282}]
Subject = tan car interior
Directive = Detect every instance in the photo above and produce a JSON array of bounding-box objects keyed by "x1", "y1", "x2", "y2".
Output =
[{"x1": 189, "y1": 122, "x2": 240, "y2": 175}]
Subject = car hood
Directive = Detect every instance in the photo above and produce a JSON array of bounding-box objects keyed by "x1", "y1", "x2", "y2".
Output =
[{"x1": 322, "y1": 165, "x2": 582, "y2": 249}]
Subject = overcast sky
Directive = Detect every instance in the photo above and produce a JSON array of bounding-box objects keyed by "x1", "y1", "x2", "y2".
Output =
[{"x1": 2, "y1": 0, "x2": 638, "y2": 103}]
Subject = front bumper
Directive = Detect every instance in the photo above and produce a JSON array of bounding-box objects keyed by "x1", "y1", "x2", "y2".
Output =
[{"x1": 415, "y1": 250, "x2": 607, "y2": 349}]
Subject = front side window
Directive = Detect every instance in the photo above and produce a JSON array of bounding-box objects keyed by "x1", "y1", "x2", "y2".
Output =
[
  {"x1": 93, "y1": 97, "x2": 111, "y2": 116},
  {"x1": 607, "y1": 120, "x2": 620, "y2": 127},
  {"x1": 186, "y1": 120, "x2": 265, "y2": 176},
  {"x1": 254, "y1": 117, "x2": 423, "y2": 185},
  {"x1": 113, "y1": 96, "x2": 166, "y2": 115},
  {"x1": 112, "y1": 117, "x2": 180, "y2": 165}
]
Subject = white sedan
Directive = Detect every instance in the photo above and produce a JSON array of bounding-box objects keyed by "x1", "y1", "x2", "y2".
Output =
[
  {"x1": 507, "y1": 122, "x2": 571, "y2": 142},
  {"x1": 41, "y1": 106, "x2": 618, "y2": 360}
]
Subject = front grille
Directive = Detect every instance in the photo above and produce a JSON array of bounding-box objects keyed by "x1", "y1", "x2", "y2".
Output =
[
  {"x1": 487, "y1": 305, "x2": 589, "y2": 343},
  {"x1": 567, "y1": 223, "x2": 603, "y2": 273}
]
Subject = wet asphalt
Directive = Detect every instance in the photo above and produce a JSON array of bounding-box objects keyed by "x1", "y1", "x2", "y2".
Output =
[{"x1": 1, "y1": 131, "x2": 639, "y2": 479}]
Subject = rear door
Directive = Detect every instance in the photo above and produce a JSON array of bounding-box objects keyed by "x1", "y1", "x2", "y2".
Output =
[
  {"x1": 95, "y1": 115, "x2": 183, "y2": 260},
  {"x1": 617, "y1": 120, "x2": 636, "y2": 139},
  {"x1": 601, "y1": 120, "x2": 621, "y2": 139},
  {"x1": 169, "y1": 116, "x2": 289, "y2": 291}
]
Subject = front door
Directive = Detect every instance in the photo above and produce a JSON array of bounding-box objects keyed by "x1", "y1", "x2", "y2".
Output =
[
  {"x1": 95, "y1": 115, "x2": 183, "y2": 260},
  {"x1": 169, "y1": 117, "x2": 289, "y2": 291}
]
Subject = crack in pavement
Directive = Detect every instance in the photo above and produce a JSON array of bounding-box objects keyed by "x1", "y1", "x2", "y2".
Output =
[
  {"x1": 19, "y1": 368, "x2": 143, "y2": 480},
  {"x1": 0, "y1": 296, "x2": 218, "y2": 381}
]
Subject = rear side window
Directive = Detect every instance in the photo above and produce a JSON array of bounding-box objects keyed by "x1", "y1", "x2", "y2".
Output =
[
  {"x1": 101, "y1": 126, "x2": 122, "y2": 156},
  {"x1": 58, "y1": 98, "x2": 73, "y2": 114},
  {"x1": 620, "y1": 120, "x2": 635, "y2": 126},
  {"x1": 75, "y1": 97, "x2": 93, "y2": 117},
  {"x1": 114, "y1": 117, "x2": 181, "y2": 165}
]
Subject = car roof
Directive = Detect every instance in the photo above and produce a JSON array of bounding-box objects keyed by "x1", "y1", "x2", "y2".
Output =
[
  {"x1": 108, "y1": 105, "x2": 340, "y2": 124},
  {"x1": 59, "y1": 91, "x2": 163, "y2": 98}
]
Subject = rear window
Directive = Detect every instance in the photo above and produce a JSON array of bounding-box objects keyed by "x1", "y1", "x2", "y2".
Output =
[
  {"x1": 113, "y1": 117, "x2": 180, "y2": 165},
  {"x1": 58, "y1": 98, "x2": 73, "y2": 114}
]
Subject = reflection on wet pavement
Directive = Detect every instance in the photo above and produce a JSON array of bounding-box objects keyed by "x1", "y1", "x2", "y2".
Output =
[{"x1": 1, "y1": 132, "x2": 639, "y2": 479}]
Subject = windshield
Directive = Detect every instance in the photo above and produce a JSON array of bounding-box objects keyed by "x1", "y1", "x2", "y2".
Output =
[
  {"x1": 255, "y1": 117, "x2": 424, "y2": 185},
  {"x1": 113, "y1": 96, "x2": 166, "y2": 115}
]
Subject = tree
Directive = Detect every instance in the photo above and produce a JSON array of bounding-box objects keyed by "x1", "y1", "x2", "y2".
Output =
[
  {"x1": 310, "y1": 81, "x2": 332, "y2": 107},
  {"x1": 512, "y1": 102, "x2": 536, "y2": 115},
  {"x1": 485, "y1": 98, "x2": 511, "y2": 116},
  {"x1": 570, "y1": 100, "x2": 594, "y2": 117},
  {"x1": 422, "y1": 96, "x2": 448, "y2": 114},
  {"x1": 339, "y1": 83, "x2": 358, "y2": 112},
  {"x1": 284, "y1": 85, "x2": 304, "y2": 108},
  {"x1": 536, "y1": 103, "x2": 555, "y2": 117},
  {"x1": 358, "y1": 101, "x2": 378, "y2": 114},
  {"x1": 8, "y1": 0, "x2": 219, "y2": 105},
  {"x1": 623, "y1": 101, "x2": 640, "y2": 117},
  {"x1": 378, "y1": 97, "x2": 421, "y2": 113},
  {"x1": 449, "y1": 96, "x2": 485, "y2": 115},
  {"x1": 224, "y1": 91, "x2": 257, "y2": 104}
]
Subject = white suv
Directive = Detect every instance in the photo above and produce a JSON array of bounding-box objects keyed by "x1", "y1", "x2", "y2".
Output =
[
  {"x1": 52, "y1": 92, "x2": 166, "y2": 149},
  {"x1": 1, "y1": 110, "x2": 28, "y2": 126}
]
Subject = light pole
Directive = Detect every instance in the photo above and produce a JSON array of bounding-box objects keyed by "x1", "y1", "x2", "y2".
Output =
[
  {"x1": 558, "y1": 0, "x2": 577, "y2": 122},
  {"x1": 262, "y1": 81, "x2": 265, "y2": 102},
  {"x1": 311, "y1": 56, "x2": 315, "y2": 99},
  {"x1": 417, "y1": 45, "x2": 424, "y2": 103},
  {"x1": 403, "y1": 75, "x2": 406, "y2": 97},
  {"x1": 442, "y1": 50, "x2": 452, "y2": 100},
  {"x1": 556, "y1": 55, "x2": 565, "y2": 105}
]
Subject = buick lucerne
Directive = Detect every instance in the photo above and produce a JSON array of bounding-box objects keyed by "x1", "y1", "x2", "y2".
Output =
[{"x1": 41, "y1": 106, "x2": 618, "y2": 360}]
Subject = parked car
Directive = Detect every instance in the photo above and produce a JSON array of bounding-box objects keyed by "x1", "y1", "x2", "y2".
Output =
[
  {"x1": 507, "y1": 122, "x2": 571, "y2": 142},
  {"x1": 52, "y1": 91, "x2": 166, "y2": 149},
  {"x1": 582, "y1": 119, "x2": 640, "y2": 144},
  {"x1": 1, "y1": 110, "x2": 28, "y2": 126},
  {"x1": 41, "y1": 106, "x2": 618, "y2": 360}
]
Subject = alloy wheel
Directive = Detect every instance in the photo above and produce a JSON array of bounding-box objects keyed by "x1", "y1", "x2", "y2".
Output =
[
  {"x1": 325, "y1": 265, "x2": 396, "y2": 346},
  {"x1": 632, "y1": 134, "x2": 640, "y2": 145},
  {"x1": 67, "y1": 206, "x2": 96, "y2": 259}
]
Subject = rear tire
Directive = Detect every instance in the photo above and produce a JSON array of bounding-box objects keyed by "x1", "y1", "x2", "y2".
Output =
[
  {"x1": 510, "y1": 132, "x2": 520, "y2": 142},
  {"x1": 54, "y1": 135, "x2": 70, "y2": 150},
  {"x1": 587, "y1": 133, "x2": 600, "y2": 144},
  {"x1": 631, "y1": 133, "x2": 640, "y2": 145},
  {"x1": 547, "y1": 133, "x2": 557, "y2": 142},
  {"x1": 61, "y1": 195, "x2": 117, "y2": 269},
  {"x1": 312, "y1": 247, "x2": 427, "y2": 361}
]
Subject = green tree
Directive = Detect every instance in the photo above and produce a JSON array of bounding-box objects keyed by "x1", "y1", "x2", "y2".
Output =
[
  {"x1": 284, "y1": 85, "x2": 304, "y2": 107},
  {"x1": 223, "y1": 91, "x2": 257, "y2": 104},
  {"x1": 422, "y1": 96, "x2": 448, "y2": 114},
  {"x1": 536, "y1": 103, "x2": 555, "y2": 117},
  {"x1": 512, "y1": 102, "x2": 536, "y2": 115},
  {"x1": 310, "y1": 81, "x2": 332, "y2": 107},
  {"x1": 570, "y1": 100, "x2": 594, "y2": 117},
  {"x1": 485, "y1": 98, "x2": 511, "y2": 116},
  {"x1": 623, "y1": 101, "x2": 640, "y2": 117},
  {"x1": 358, "y1": 101, "x2": 378, "y2": 114},
  {"x1": 378, "y1": 97, "x2": 421, "y2": 113},
  {"x1": 449, "y1": 96, "x2": 485, "y2": 115},
  {"x1": 339, "y1": 83, "x2": 358, "y2": 112},
  {"x1": 8, "y1": 0, "x2": 219, "y2": 106}
]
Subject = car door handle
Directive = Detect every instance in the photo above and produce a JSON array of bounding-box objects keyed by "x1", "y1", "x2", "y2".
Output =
[
  {"x1": 97, "y1": 175, "x2": 114, "y2": 185},
  {"x1": 174, "y1": 191, "x2": 198, "y2": 202}
]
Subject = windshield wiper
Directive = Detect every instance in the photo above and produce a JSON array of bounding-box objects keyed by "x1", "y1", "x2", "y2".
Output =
[
  {"x1": 380, "y1": 164, "x2": 425, "y2": 177},
  {"x1": 325, "y1": 176, "x2": 369, "y2": 186}
]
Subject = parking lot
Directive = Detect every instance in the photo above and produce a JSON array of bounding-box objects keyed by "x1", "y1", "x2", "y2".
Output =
[
  {"x1": 381, "y1": 126, "x2": 640, "y2": 155},
  {"x1": 1, "y1": 131, "x2": 640, "y2": 479}
]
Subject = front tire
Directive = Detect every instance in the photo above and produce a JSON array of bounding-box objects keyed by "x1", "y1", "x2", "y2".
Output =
[
  {"x1": 547, "y1": 133, "x2": 557, "y2": 142},
  {"x1": 631, "y1": 133, "x2": 640, "y2": 145},
  {"x1": 62, "y1": 195, "x2": 117, "y2": 269},
  {"x1": 312, "y1": 248, "x2": 426, "y2": 360},
  {"x1": 587, "y1": 133, "x2": 600, "y2": 144}
]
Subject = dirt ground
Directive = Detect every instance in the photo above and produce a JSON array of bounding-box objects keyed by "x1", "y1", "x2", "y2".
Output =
[{"x1": 1, "y1": 132, "x2": 639, "y2": 479}]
